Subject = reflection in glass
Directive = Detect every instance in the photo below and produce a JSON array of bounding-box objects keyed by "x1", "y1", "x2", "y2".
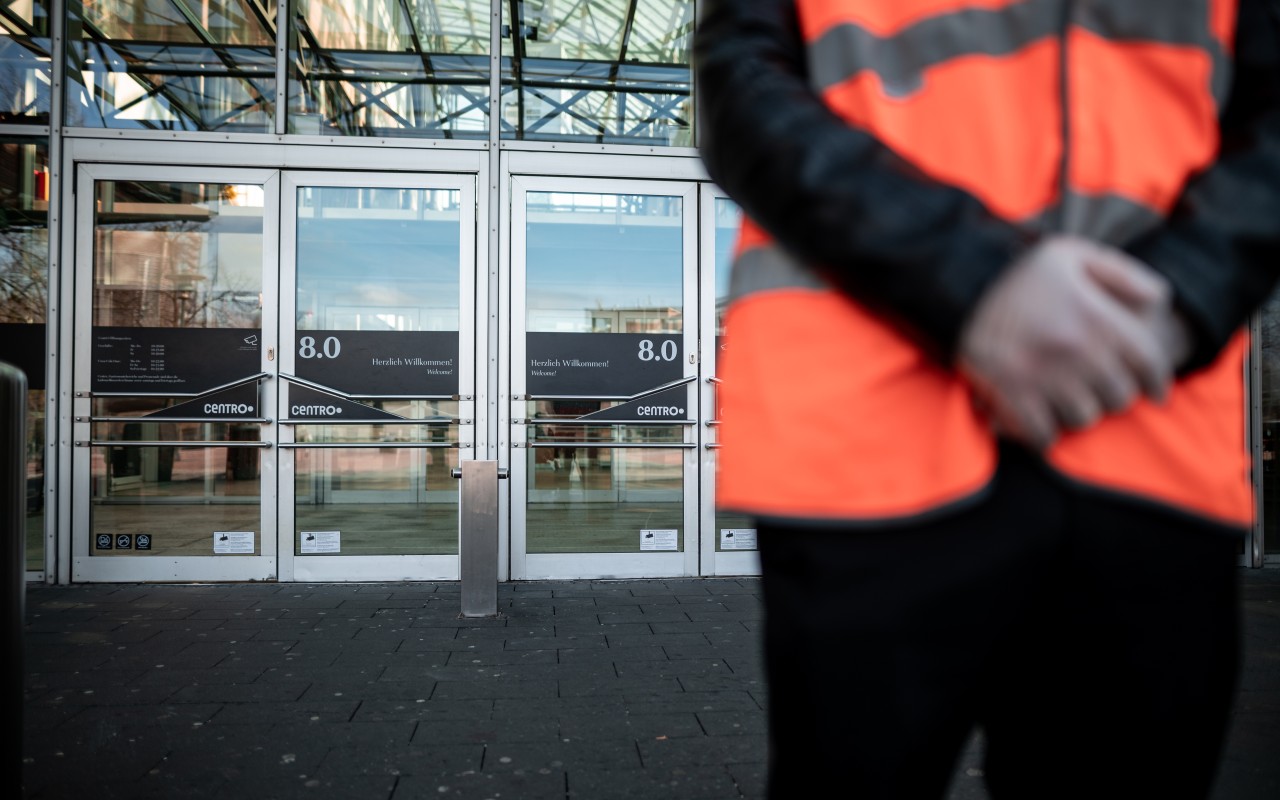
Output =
[
  {"x1": 289, "y1": 0, "x2": 489, "y2": 138},
  {"x1": 293, "y1": 446, "x2": 458, "y2": 555},
  {"x1": 527, "y1": 445, "x2": 683, "y2": 553},
  {"x1": 90, "y1": 443, "x2": 261, "y2": 556},
  {"x1": 525, "y1": 192, "x2": 682, "y2": 333},
  {"x1": 94, "y1": 180, "x2": 264, "y2": 330},
  {"x1": 1261, "y1": 290, "x2": 1280, "y2": 556},
  {"x1": 501, "y1": 0, "x2": 693, "y2": 145},
  {"x1": 65, "y1": 1, "x2": 276, "y2": 131},
  {"x1": 0, "y1": 1, "x2": 51, "y2": 122},
  {"x1": 296, "y1": 186, "x2": 460, "y2": 332},
  {"x1": 710, "y1": 198, "x2": 751, "y2": 549},
  {"x1": 0, "y1": 139, "x2": 49, "y2": 570}
]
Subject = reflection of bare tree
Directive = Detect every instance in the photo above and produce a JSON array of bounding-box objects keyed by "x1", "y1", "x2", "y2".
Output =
[{"x1": 0, "y1": 211, "x2": 49, "y2": 324}]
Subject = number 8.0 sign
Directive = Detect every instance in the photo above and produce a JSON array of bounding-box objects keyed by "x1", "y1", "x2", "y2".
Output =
[
  {"x1": 526, "y1": 332, "x2": 682, "y2": 397},
  {"x1": 295, "y1": 329, "x2": 459, "y2": 396}
]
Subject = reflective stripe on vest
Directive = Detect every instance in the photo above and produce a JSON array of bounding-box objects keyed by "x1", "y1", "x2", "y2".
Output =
[{"x1": 718, "y1": 1, "x2": 1252, "y2": 527}]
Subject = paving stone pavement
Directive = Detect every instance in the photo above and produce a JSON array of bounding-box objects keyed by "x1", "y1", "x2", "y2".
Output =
[{"x1": 18, "y1": 572, "x2": 1280, "y2": 799}]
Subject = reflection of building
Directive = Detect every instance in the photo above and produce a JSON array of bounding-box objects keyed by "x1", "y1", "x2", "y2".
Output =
[{"x1": 589, "y1": 306, "x2": 682, "y2": 333}]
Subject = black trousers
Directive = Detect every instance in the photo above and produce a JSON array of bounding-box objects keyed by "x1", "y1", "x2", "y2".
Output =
[{"x1": 758, "y1": 444, "x2": 1242, "y2": 799}]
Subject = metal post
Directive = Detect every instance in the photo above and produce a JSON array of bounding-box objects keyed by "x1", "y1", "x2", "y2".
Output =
[
  {"x1": 1, "y1": 361, "x2": 27, "y2": 782},
  {"x1": 452, "y1": 460, "x2": 507, "y2": 617}
]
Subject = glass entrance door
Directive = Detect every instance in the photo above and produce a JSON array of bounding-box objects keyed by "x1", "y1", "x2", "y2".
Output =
[
  {"x1": 509, "y1": 177, "x2": 699, "y2": 579},
  {"x1": 71, "y1": 166, "x2": 479, "y2": 583},
  {"x1": 278, "y1": 173, "x2": 476, "y2": 582},
  {"x1": 71, "y1": 166, "x2": 280, "y2": 582}
]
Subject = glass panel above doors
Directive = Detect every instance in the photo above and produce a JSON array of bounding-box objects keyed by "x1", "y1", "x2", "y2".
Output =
[
  {"x1": 288, "y1": 0, "x2": 490, "y2": 137},
  {"x1": 500, "y1": 0, "x2": 694, "y2": 145},
  {"x1": 0, "y1": 1, "x2": 52, "y2": 123},
  {"x1": 59, "y1": 2, "x2": 702, "y2": 142},
  {"x1": 65, "y1": 1, "x2": 277, "y2": 131}
]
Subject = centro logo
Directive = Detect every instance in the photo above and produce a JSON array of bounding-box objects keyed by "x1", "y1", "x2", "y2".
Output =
[
  {"x1": 637, "y1": 405, "x2": 684, "y2": 417},
  {"x1": 292, "y1": 405, "x2": 343, "y2": 416},
  {"x1": 205, "y1": 403, "x2": 253, "y2": 414}
]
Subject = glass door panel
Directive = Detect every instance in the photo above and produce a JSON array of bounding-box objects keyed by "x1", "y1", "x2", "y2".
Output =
[
  {"x1": 279, "y1": 174, "x2": 476, "y2": 582},
  {"x1": 699, "y1": 191, "x2": 759, "y2": 575},
  {"x1": 511, "y1": 177, "x2": 698, "y2": 579},
  {"x1": 72, "y1": 166, "x2": 279, "y2": 582}
]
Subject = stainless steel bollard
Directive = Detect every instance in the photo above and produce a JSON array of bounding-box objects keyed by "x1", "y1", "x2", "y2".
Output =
[
  {"x1": 452, "y1": 461, "x2": 507, "y2": 618},
  {"x1": 1, "y1": 361, "x2": 26, "y2": 785}
]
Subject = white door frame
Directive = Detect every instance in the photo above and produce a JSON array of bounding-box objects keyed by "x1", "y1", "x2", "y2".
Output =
[{"x1": 698, "y1": 186, "x2": 760, "y2": 577}]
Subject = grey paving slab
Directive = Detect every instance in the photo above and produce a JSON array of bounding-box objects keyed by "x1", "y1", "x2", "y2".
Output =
[
  {"x1": 557, "y1": 645, "x2": 668, "y2": 664},
  {"x1": 314, "y1": 743, "x2": 483, "y2": 777},
  {"x1": 410, "y1": 714, "x2": 561, "y2": 744},
  {"x1": 217, "y1": 775, "x2": 398, "y2": 800},
  {"x1": 559, "y1": 711, "x2": 704, "y2": 741},
  {"x1": 392, "y1": 769, "x2": 566, "y2": 800},
  {"x1": 557, "y1": 676, "x2": 685, "y2": 697},
  {"x1": 429, "y1": 678, "x2": 560, "y2": 700},
  {"x1": 482, "y1": 738, "x2": 644, "y2": 772},
  {"x1": 567, "y1": 765, "x2": 746, "y2": 800},
  {"x1": 208, "y1": 699, "x2": 361, "y2": 725},
  {"x1": 21, "y1": 572, "x2": 1280, "y2": 800}
]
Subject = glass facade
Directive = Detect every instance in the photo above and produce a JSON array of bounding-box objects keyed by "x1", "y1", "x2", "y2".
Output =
[
  {"x1": 58, "y1": 1, "x2": 694, "y2": 145},
  {"x1": 0, "y1": 1, "x2": 52, "y2": 123},
  {"x1": 288, "y1": 0, "x2": 490, "y2": 137},
  {"x1": 0, "y1": 138, "x2": 48, "y2": 571},
  {"x1": 500, "y1": 0, "x2": 694, "y2": 145},
  {"x1": 66, "y1": 1, "x2": 276, "y2": 131}
]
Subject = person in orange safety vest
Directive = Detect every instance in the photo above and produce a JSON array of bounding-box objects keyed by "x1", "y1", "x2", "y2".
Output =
[{"x1": 696, "y1": 1, "x2": 1280, "y2": 797}]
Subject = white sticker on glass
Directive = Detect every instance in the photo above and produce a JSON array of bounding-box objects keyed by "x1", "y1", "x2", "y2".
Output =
[
  {"x1": 300, "y1": 531, "x2": 341, "y2": 554},
  {"x1": 640, "y1": 529, "x2": 679, "y2": 551},
  {"x1": 213, "y1": 531, "x2": 255, "y2": 554},
  {"x1": 720, "y1": 529, "x2": 758, "y2": 550}
]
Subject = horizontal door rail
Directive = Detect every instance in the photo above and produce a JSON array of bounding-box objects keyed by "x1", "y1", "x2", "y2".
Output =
[
  {"x1": 76, "y1": 440, "x2": 272, "y2": 448},
  {"x1": 516, "y1": 442, "x2": 696, "y2": 449},
  {"x1": 84, "y1": 372, "x2": 270, "y2": 399},
  {"x1": 515, "y1": 419, "x2": 695, "y2": 426},
  {"x1": 86, "y1": 416, "x2": 272, "y2": 424},
  {"x1": 280, "y1": 373, "x2": 468, "y2": 401},
  {"x1": 279, "y1": 418, "x2": 468, "y2": 425},
  {"x1": 278, "y1": 442, "x2": 470, "y2": 449}
]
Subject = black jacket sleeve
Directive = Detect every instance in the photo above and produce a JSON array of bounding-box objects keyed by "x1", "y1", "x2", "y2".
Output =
[
  {"x1": 1127, "y1": 0, "x2": 1280, "y2": 372},
  {"x1": 693, "y1": 0, "x2": 1032, "y2": 361}
]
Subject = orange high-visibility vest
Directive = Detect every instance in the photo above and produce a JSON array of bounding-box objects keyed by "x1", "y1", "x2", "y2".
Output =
[{"x1": 719, "y1": 0, "x2": 1252, "y2": 527}]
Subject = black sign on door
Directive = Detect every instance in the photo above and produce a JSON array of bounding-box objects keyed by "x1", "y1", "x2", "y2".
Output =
[
  {"x1": 294, "y1": 330, "x2": 459, "y2": 396},
  {"x1": 92, "y1": 327, "x2": 260, "y2": 394},
  {"x1": 526, "y1": 332, "x2": 682, "y2": 397}
]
